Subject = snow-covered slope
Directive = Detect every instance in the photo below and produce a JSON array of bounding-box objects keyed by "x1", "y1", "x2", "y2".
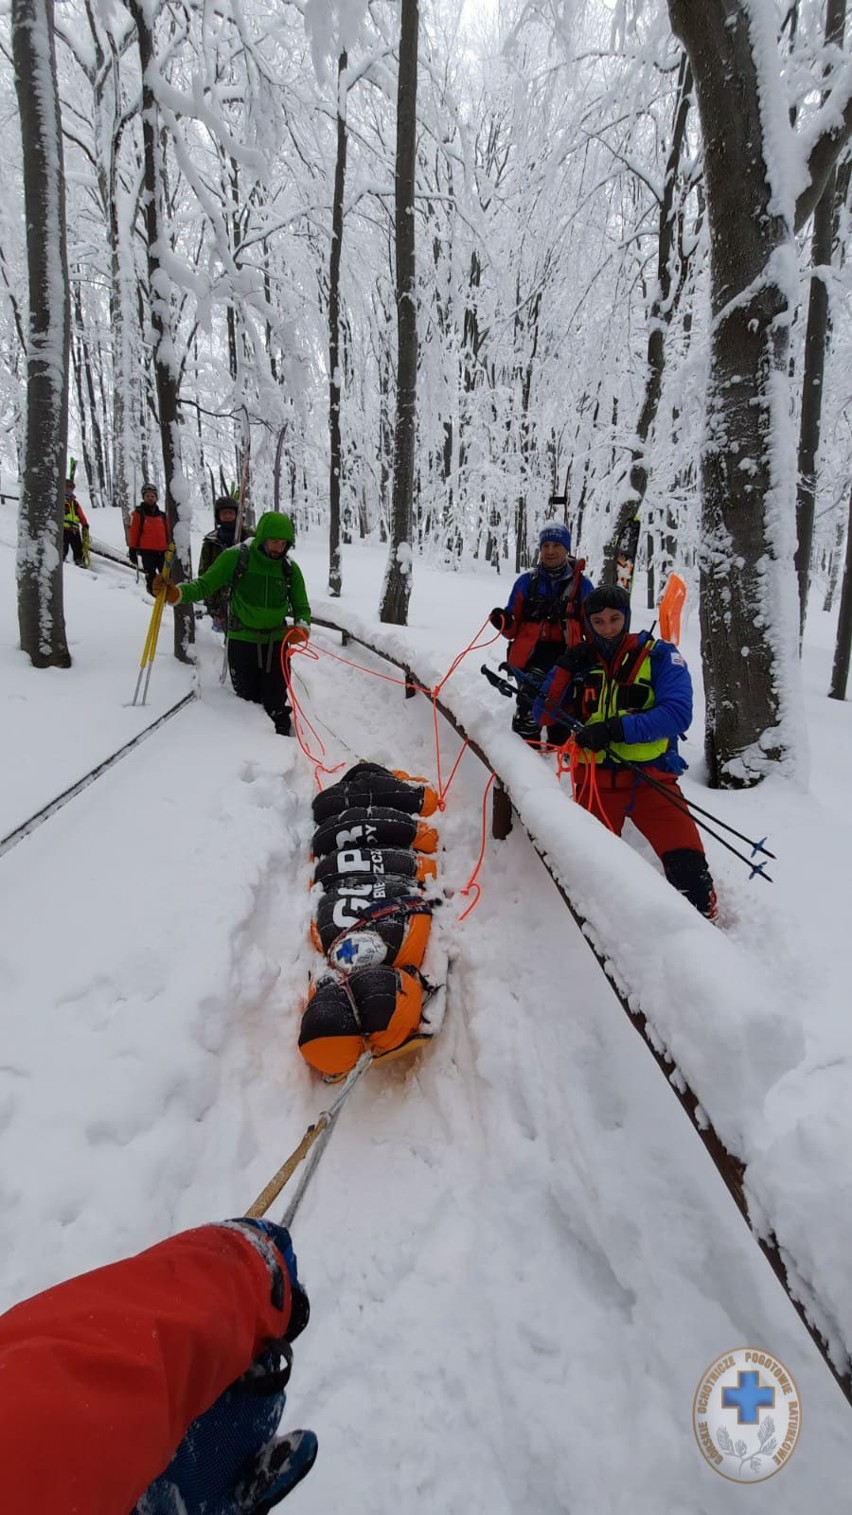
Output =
[{"x1": 1, "y1": 500, "x2": 849, "y2": 1511}]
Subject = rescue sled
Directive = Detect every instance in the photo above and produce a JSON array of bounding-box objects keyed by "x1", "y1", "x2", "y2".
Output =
[{"x1": 300, "y1": 763, "x2": 446, "y2": 1080}]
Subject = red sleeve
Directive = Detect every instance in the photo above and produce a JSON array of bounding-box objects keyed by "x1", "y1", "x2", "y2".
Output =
[
  {"x1": 0, "y1": 1225, "x2": 293, "y2": 1515},
  {"x1": 502, "y1": 581, "x2": 526, "y2": 640},
  {"x1": 77, "y1": 503, "x2": 89, "y2": 527},
  {"x1": 128, "y1": 510, "x2": 141, "y2": 548}
]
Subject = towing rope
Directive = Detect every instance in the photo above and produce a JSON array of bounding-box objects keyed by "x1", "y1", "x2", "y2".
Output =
[
  {"x1": 245, "y1": 1052, "x2": 374, "y2": 1223},
  {"x1": 287, "y1": 616, "x2": 500, "y2": 810}
]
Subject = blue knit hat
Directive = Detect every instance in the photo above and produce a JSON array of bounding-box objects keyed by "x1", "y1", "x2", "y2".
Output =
[{"x1": 539, "y1": 521, "x2": 572, "y2": 552}]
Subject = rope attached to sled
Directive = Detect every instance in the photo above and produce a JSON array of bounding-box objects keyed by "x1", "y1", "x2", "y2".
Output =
[
  {"x1": 295, "y1": 617, "x2": 500, "y2": 809},
  {"x1": 244, "y1": 1052, "x2": 374, "y2": 1222}
]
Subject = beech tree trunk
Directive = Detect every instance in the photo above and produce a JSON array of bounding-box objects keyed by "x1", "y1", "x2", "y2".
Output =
[
  {"x1": 328, "y1": 53, "x2": 348, "y2": 599},
  {"x1": 669, "y1": 0, "x2": 852, "y2": 784},
  {"x1": 603, "y1": 54, "x2": 694, "y2": 586},
  {"x1": 669, "y1": 3, "x2": 805, "y2": 784},
  {"x1": 794, "y1": 0, "x2": 846, "y2": 640},
  {"x1": 829, "y1": 482, "x2": 852, "y2": 701},
  {"x1": 380, "y1": 0, "x2": 419, "y2": 626},
  {"x1": 129, "y1": 0, "x2": 194, "y2": 661},
  {"x1": 13, "y1": 0, "x2": 71, "y2": 669}
]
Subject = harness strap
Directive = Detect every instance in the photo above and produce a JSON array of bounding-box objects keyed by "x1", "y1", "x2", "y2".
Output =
[
  {"x1": 524, "y1": 560, "x2": 585, "y2": 624},
  {"x1": 228, "y1": 541, "x2": 295, "y2": 641}
]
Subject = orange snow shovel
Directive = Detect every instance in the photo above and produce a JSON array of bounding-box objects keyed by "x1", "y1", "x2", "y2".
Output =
[{"x1": 659, "y1": 572, "x2": 687, "y2": 645}]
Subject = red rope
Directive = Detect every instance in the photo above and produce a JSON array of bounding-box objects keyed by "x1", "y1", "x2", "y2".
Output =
[
  {"x1": 564, "y1": 743, "x2": 617, "y2": 830},
  {"x1": 281, "y1": 642, "x2": 345, "y2": 789},
  {"x1": 307, "y1": 620, "x2": 500, "y2": 811},
  {"x1": 431, "y1": 618, "x2": 502, "y2": 699},
  {"x1": 429, "y1": 618, "x2": 500, "y2": 809},
  {"x1": 306, "y1": 640, "x2": 429, "y2": 697},
  {"x1": 294, "y1": 627, "x2": 506, "y2": 922},
  {"x1": 457, "y1": 772, "x2": 496, "y2": 922}
]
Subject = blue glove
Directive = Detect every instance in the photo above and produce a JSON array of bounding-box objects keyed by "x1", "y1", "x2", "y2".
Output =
[{"x1": 134, "y1": 1346, "x2": 317, "y2": 1513}]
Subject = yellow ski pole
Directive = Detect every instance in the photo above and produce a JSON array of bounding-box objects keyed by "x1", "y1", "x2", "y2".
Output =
[
  {"x1": 131, "y1": 543, "x2": 176, "y2": 707},
  {"x1": 132, "y1": 594, "x2": 165, "y2": 708}
]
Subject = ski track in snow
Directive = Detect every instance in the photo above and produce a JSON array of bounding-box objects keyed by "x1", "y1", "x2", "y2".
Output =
[{"x1": 0, "y1": 504, "x2": 849, "y2": 1512}]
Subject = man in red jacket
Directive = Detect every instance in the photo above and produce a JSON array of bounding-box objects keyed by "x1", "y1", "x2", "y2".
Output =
[
  {"x1": 0, "y1": 1219, "x2": 317, "y2": 1514},
  {"x1": 128, "y1": 483, "x2": 170, "y2": 593}
]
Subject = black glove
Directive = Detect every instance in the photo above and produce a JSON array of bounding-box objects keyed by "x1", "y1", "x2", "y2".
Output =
[
  {"x1": 573, "y1": 716, "x2": 624, "y2": 751},
  {"x1": 128, "y1": 548, "x2": 138, "y2": 565},
  {"x1": 555, "y1": 643, "x2": 595, "y2": 675},
  {"x1": 489, "y1": 607, "x2": 506, "y2": 631}
]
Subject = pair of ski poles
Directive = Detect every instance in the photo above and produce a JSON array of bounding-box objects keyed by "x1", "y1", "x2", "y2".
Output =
[
  {"x1": 481, "y1": 662, "x2": 775, "y2": 880},
  {"x1": 131, "y1": 543, "x2": 176, "y2": 707}
]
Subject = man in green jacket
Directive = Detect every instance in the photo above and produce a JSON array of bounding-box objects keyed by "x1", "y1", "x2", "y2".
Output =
[{"x1": 154, "y1": 511, "x2": 310, "y2": 736}]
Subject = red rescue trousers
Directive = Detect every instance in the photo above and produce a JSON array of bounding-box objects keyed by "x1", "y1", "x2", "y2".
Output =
[{"x1": 572, "y1": 764, "x2": 705, "y2": 859}]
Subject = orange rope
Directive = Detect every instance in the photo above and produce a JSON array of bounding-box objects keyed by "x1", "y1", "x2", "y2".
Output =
[
  {"x1": 457, "y1": 772, "x2": 496, "y2": 922},
  {"x1": 306, "y1": 640, "x2": 429, "y2": 697},
  {"x1": 429, "y1": 618, "x2": 500, "y2": 808},
  {"x1": 289, "y1": 625, "x2": 508, "y2": 923},
  {"x1": 432, "y1": 619, "x2": 502, "y2": 699},
  {"x1": 281, "y1": 642, "x2": 345, "y2": 789},
  {"x1": 565, "y1": 744, "x2": 617, "y2": 830},
  {"x1": 306, "y1": 620, "x2": 501, "y2": 812},
  {"x1": 434, "y1": 717, "x2": 469, "y2": 809}
]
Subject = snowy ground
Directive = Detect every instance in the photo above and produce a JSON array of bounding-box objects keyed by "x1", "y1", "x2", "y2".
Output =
[{"x1": 1, "y1": 497, "x2": 850, "y2": 1512}]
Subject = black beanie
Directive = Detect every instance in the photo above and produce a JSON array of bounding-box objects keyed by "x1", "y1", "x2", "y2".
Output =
[{"x1": 584, "y1": 585, "x2": 631, "y2": 619}]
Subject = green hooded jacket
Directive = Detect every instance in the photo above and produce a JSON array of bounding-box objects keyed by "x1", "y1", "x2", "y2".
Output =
[{"x1": 178, "y1": 512, "x2": 311, "y2": 643}]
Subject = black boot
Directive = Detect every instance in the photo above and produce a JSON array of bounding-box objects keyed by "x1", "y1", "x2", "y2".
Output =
[
  {"x1": 512, "y1": 700, "x2": 541, "y2": 747},
  {"x1": 662, "y1": 848, "x2": 717, "y2": 920}
]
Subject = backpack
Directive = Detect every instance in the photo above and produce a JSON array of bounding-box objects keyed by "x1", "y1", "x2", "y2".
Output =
[{"x1": 227, "y1": 541, "x2": 293, "y2": 634}]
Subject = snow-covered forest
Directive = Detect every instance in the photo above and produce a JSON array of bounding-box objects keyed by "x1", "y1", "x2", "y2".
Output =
[
  {"x1": 2, "y1": 0, "x2": 852, "y2": 1510},
  {"x1": 3, "y1": 0, "x2": 852, "y2": 765}
]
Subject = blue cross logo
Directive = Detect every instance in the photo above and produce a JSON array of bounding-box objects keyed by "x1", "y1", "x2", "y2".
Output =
[
  {"x1": 721, "y1": 1370, "x2": 775, "y2": 1424},
  {"x1": 335, "y1": 939, "x2": 359, "y2": 965}
]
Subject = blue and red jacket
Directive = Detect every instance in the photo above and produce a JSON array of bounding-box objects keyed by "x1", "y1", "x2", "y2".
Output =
[
  {"x1": 533, "y1": 631, "x2": 693, "y2": 773},
  {"x1": 497, "y1": 559, "x2": 594, "y2": 669}
]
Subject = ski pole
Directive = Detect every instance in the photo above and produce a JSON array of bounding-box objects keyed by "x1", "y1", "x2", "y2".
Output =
[
  {"x1": 620, "y1": 762, "x2": 775, "y2": 864},
  {"x1": 594, "y1": 759, "x2": 774, "y2": 879},
  {"x1": 131, "y1": 543, "x2": 175, "y2": 706},
  {"x1": 220, "y1": 454, "x2": 251, "y2": 686},
  {"x1": 481, "y1": 663, "x2": 519, "y2": 698}
]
